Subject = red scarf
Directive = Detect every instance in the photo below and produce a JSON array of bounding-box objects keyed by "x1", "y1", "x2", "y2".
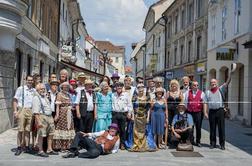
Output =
[{"x1": 210, "y1": 87, "x2": 219, "y2": 93}]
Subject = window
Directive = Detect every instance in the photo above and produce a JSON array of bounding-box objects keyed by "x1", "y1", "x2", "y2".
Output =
[
  {"x1": 63, "y1": 3, "x2": 65, "y2": 20},
  {"x1": 181, "y1": 9, "x2": 185, "y2": 29},
  {"x1": 49, "y1": 65, "x2": 51, "y2": 77},
  {"x1": 188, "y1": 3, "x2": 194, "y2": 24},
  {"x1": 196, "y1": 36, "x2": 202, "y2": 60},
  {"x1": 27, "y1": 0, "x2": 33, "y2": 18},
  {"x1": 39, "y1": 4, "x2": 43, "y2": 28},
  {"x1": 157, "y1": 36, "x2": 161, "y2": 47},
  {"x1": 234, "y1": 0, "x2": 241, "y2": 34},
  {"x1": 168, "y1": 21, "x2": 172, "y2": 38},
  {"x1": 188, "y1": 41, "x2": 192, "y2": 62},
  {"x1": 27, "y1": 55, "x2": 32, "y2": 76},
  {"x1": 40, "y1": 60, "x2": 44, "y2": 82},
  {"x1": 115, "y1": 57, "x2": 119, "y2": 63},
  {"x1": 66, "y1": 10, "x2": 68, "y2": 25},
  {"x1": 197, "y1": 0, "x2": 203, "y2": 18},
  {"x1": 211, "y1": 14, "x2": 216, "y2": 46},
  {"x1": 175, "y1": 15, "x2": 178, "y2": 33},
  {"x1": 167, "y1": 51, "x2": 170, "y2": 68},
  {"x1": 180, "y1": 45, "x2": 184, "y2": 64},
  {"x1": 222, "y1": 2, "x2": 227, "y2": 40},
  {"x1": 174, "y1": 47, "x2": 177, "y2": 66}
]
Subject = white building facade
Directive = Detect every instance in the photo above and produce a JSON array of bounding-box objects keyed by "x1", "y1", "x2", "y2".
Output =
[{"x1": 208, "y1": 0, "x2": 252, "y2": 126}]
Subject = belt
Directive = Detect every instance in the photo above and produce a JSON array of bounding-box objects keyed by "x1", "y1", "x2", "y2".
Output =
[
  {"x1": 86, "y1": 111, "x2": 94, "y2": 113},
  {"x1": 18, "y1": 107, "x2": 32, "y2": 109}
]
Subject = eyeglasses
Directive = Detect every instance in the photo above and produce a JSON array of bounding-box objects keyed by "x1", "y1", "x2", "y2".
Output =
[{"x1": 193, "y1": 84, "x2": 199, "y2": 87}]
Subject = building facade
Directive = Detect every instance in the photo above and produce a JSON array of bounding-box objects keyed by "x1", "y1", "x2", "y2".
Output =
[
  {"x1": 163, "y1": 0, "x2": 208, "y2": 90},
  {"x1": 130, "y1": 40, "x2": 145, "y2": 78},
  {"x1": 143, "y1": 0, "x2": 174, "y2": 84},
  {"x1": 0, "y1": 0, "x2": 60, "y2": 133},
  {"x1": 208, "y1": 0, "x2": 252, "y2": 125}
]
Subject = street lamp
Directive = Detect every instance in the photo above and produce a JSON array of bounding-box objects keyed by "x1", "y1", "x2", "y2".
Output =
[{"x1": 103, "y1": 49, "x2": 108, "y2": 76}]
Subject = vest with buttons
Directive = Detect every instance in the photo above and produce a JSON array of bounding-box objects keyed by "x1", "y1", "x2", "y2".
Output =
[
  {"x1": 79, "y1": 89, "x2": 96, "y2": 117},
  {"x1": 95, "y1": 131, "x2": 119, "y2": 153},
  {"x1": 187, "y1": 90, "x2": 203, "y2": 113}
]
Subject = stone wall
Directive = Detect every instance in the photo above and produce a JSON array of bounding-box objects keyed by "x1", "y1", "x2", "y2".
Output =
[{"x1": 0, "y1": 51, "x2": 15, "y2": 133}]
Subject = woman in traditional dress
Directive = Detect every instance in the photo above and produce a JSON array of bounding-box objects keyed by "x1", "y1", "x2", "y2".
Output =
[
  {"x1": 93, "y1": 81, "x2": 113, "y2": 132},
  {"x1": 128, "y1": 83, "x2": 156, "y2": 152},
  {"x1": 150, "y1": 87, "x2": 168, "y2": 149},
  {"x1": 53, "y1": 82, "x2": 75, "y2": 152}
]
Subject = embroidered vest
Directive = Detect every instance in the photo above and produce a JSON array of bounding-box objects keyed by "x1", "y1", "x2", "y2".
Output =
[
  {"x1": 79, "y1": 89, "x2": 96, "y2": 117},
  {"x1": 95, "y1": 131, "x2": 119, "y2": 153},
  {"x1": 187, "y1": 90, "x2": 203, "y2": 113}
]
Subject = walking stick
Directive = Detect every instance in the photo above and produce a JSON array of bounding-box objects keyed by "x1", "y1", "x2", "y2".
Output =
[{"x1": 164, "y1": 125, "x2": 168, "y2": 147}]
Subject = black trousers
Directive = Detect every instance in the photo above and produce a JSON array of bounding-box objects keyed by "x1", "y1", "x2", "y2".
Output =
[
  {"x1": 209, "y1": 108, "x2": 225, "y2": 146},
  {"x1": 70, "y1": 132, "x2": 103, "y2": 159},
  {"x1": 188, "y1": 111, "x2": 203, "y2": 144},
  {"x1": 112, "y1": 112, "x2": 127, "y2": 146},
  {"x1": 171, "y1": 128, "x2": 193, "y2": 146},
  {"x1": 80, "y1": 112, "x2": 94, "y2": 133}
]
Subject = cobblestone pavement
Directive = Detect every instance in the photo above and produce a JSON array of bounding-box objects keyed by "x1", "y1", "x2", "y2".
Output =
[{"x1": 0, "y1": 120, "x2": 252, "y2": 166}]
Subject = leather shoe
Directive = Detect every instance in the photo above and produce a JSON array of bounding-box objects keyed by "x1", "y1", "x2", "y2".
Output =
[
  {"x1": 220, "y1": 146, "x2": 225, "y2": 150},
  {"x1": 14, "y1": 147, "x2": 22, "y2": 156},
  {"x1": 62, "y1": 152, "x2": 77, "y2": 158},
  {"x1": 37, "y1": 152, "x2": 49, "y2": 157},
  {"x1": 47, "y1": 151, "x2": 59, "y2": 155},
  {"x1": 120, "y1": 145, "x2": 126, "y2": 150},
  {"x1": 196, "y1": 143, "x2": 202, "y2": 147},
  {"x1": 210, "y1": 144, "x2": 216, "y2": 149}
]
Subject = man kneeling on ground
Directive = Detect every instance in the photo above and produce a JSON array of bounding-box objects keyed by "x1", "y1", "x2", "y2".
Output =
[
  {"x1": 63, "y1": 123, "x2": 120, "y2": 159},
  {"x1": 171, "y1": 104, "x2": 193, "y2": 147}
]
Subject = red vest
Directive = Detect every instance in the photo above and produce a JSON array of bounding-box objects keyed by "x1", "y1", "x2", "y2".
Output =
[
  {"x1": 187, "y1": 90, "x2": 203, "y2": 112},
  {"x1": 95, "y1": 131, "x2": 119, "y2": 153}
]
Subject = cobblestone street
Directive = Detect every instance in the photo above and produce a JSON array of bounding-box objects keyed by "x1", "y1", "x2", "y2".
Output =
[{"x1": 0, "y1": 120, "x2": 252, "y2": 166}]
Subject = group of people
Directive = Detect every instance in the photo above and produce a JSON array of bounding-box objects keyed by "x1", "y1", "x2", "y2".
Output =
[{"x1": 13, "y1": 67, "x2": 235, "y2": 158}]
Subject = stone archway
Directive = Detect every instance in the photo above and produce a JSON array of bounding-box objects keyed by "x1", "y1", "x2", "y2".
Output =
[{"x1": 209, "y1": 68, "x2": 216, "y2": 80}]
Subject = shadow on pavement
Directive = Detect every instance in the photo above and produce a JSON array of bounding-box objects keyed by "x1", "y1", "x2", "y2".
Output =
[{"x1": 202, "y1": 119, "x2": 252, "y2": 155}]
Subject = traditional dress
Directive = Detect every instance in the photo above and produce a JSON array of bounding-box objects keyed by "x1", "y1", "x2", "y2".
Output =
[
  {"x1": 167, "y1": 92, "x2": 182, "y2": 126},
  {"x1": 151, "y1": 101, "x2": 166, "y2": 135},
  {"x1": 93, "y1": 92, "x2": 113, "y2": 132},
  {"x1": 53, "y1": 91, "x2": 75, "y2": 150},
  {"x1": 128, "y1": 94, "x2": 156, "y2": 152}
]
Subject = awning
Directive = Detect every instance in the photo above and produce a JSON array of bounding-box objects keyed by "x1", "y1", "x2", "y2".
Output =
[
  {"x1": 60, "y1": 60, "x2": 103, "y2": 78},
  {"x1": 242, "y1": 40, "x2": 252, "y2": 49}
]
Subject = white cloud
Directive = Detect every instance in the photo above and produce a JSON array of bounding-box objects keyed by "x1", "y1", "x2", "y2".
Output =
[{"x1": 79, "y1": 0, "x2": 148, "y2": 45}]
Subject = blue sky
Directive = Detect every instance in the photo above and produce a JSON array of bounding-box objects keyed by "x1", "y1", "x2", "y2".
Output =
[{"x1": 79, "y1": 0, "x2": 157, "y2": 65}]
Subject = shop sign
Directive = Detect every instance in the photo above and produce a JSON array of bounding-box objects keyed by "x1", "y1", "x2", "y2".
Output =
[
  {"x1": 165, "y1": 71, "x2": 173, "y2": 79},
  {"x1": 197, "y1": 62, "x2": 206, "y2": 73},
  {"x1": 184, "y1": 65, "x2": 194, "y2": 75},
  {"x1": 216, "y1": 48, "x2": 235, "y2": 60},
  {"x1": 60, "y1": 45, "x2": 72, "y2": 58}
]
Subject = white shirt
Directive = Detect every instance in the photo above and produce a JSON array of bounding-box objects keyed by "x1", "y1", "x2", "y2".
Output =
[
  {"x1": 48, "y1": 90, "x2": 57, "y2": 112},
  {"x1": 88, "y1": 130, "x2": 120, "y2": 153},
  {"x1": 112, "y1": 92, "x2": 133, "y2": 113},
  {"x1": 75, "y1": 87, "x2": 85, "y2": 104},
  {"x1": 14, "y1": 85, "x2": 35, "y2": 108},
  {"x1": 32, "y1": 94, "x2": 53, "y2": 116},
  {"x1": 86, "y1": 92, "x2": 94, "y2": 111}
]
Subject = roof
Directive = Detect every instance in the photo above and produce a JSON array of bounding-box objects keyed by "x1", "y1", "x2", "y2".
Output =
[
  {"x1": 143, "y1": 0, "x2": 174, "y2": 30},
  {"x1": 130, "y1": 40, "x2": 145, "y2": 59},
  {"x1": 95, "y1": 41, "x2": 125, "y2": 54}
]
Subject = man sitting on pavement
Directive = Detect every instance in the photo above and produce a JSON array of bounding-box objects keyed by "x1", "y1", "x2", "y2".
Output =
[
  {"x1": 171, "y1": 104, "x2": 193, "y2": 148},
  {"x1": 62, "y1": 123, "x2": 120, "y2": 159}
]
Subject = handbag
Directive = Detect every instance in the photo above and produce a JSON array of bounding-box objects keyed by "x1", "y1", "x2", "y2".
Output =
[{"x1": 177, "y1": 143, "x2": 194, "y2": 151}]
